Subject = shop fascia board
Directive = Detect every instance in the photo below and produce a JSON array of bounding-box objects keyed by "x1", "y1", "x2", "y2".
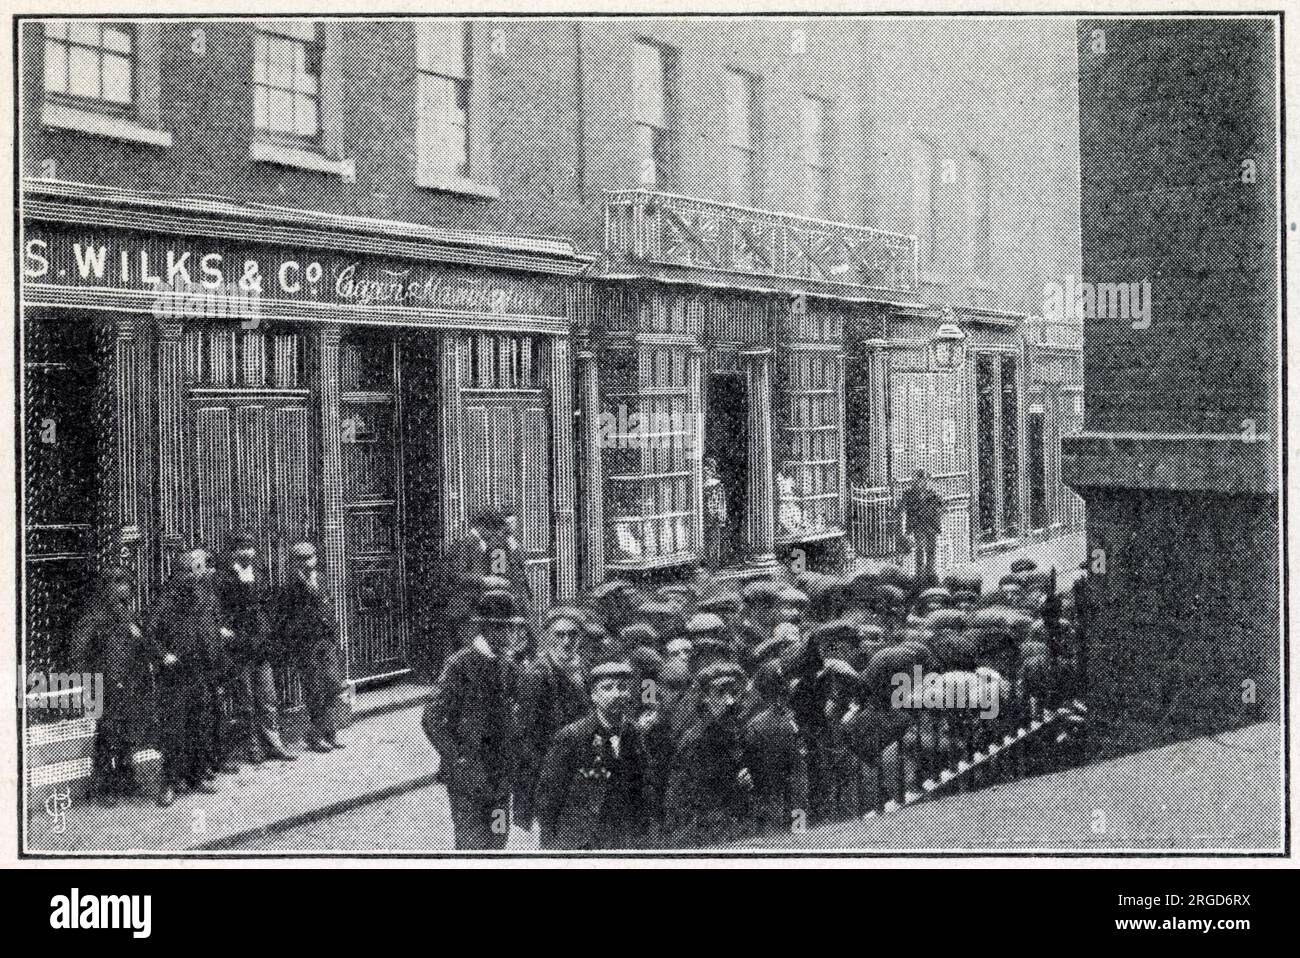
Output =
[{"x1": 22, "y1": 177, "x2": 591, "y2": 276}]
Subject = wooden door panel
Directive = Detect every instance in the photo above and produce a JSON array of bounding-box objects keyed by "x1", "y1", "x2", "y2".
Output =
[{"x1": 193, "y1": 406, "x2": 234, "y2": 549}]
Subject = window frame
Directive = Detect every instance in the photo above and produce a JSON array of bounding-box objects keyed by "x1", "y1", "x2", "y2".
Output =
[
  {"x1": 416, "y1": 20, "x2": 472, "y2": 183},
  {"x1": 42, "y1": 21, "x2": 138, "y2": 115},
  {"x1": 252, "y1": 21, "x2": 325, "y2": 146},
  {"x1": 724, "y1": 67, "x2": 761, "y2": 207},
  {"x1": 800, "y1": 93, "x2": 833, "y2": 218},
  {"x1": 632, "y1": 38, "x2": 679, "y2": 190}
]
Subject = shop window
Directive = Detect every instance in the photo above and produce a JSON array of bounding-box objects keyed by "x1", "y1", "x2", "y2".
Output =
[
  {"x1": 776, "y1": 349, "x2": 842, "y2": 539},
  {"x1": 603, "y1": 343, "x2": 696, "y2": 566},
  {"x1": 1000, "y1": 355, "x2": 1020, "y2": 535},
  {"x1": 186, "y1": 328, "x2": 305, "y2": 390},
  {"x1": 253, "y1": 21, "x2": 322, "y2": 142},
  {"x1": 1027, "y1": 398, "x2": 1047, "y2": 531},
  {"x1": 465, "y1": 334, "x2": 542, "y2": 390},
  {"x1": 976, "y1": 353, "x2": 997, "y2": 540}
]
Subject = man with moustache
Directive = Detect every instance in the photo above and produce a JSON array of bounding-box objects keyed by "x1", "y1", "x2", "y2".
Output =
[
  {"x1": 515, "y1": 606, "x2": 594, "y2": 829},
  {"x1": 663, "y1": 661, "x2": 755, "y2": 847},
  {"x1": 146, "y1": 547, "x2": 225, "y2": 807},
  {"x1": 423, "y1": 586, "x2": 528, "y2": 850},
  {"x1": 534, "y1": 660, "x2": 656, "y2": 850},
  {"x1": 275, "y1": 542, "x2": 348, "y2": 752},
  {"x1": 218, "y1": 532, "x2": 295, "y2": 765}
]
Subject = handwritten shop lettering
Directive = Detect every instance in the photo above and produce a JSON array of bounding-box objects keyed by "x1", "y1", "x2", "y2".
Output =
[{"x1": 23, "y1": 233, "x2": 562, "y2": 317}]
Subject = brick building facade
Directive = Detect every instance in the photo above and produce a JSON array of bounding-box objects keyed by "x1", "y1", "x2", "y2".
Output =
[
  {"x1": 1064, "y1": 18, "x2": 1281, "y2": 754},
  {"x1": 21, "y1": 17, "x2": 1083, "y2": 705}
]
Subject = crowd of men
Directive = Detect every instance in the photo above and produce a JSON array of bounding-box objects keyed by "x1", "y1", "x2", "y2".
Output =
[
  {"x1": 422, "y1": 514, "x2": 1087, "y2": 850},
  {"x1": 66, "y1": 501, "x2": 1085, "y2": 850},
  {"x1": 71, "y1": 534, "x2": 347, "y2": 808}
]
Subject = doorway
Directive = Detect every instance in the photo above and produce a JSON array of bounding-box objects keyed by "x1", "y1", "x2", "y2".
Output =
[{"x1": 705, "y1": 371, "x2": 749, "y2": 567}]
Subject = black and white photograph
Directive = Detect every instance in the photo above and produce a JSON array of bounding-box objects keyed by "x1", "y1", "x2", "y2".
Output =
[{"x1": 8, "y1": 4, "x2": 1287, "y2": 863}]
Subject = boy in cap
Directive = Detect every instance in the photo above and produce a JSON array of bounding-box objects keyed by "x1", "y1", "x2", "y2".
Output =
[
  {"x1": 218, "y1": 532, "x2": 294, "y2": 766},
  {"x1": 896, "y1": 469, "x2": 945, "y2": 585},
  {"x1": 534, "y1": 660, "x2": 656, "y2": 849},
  {"x1": 146, "y1": 547, "x2": 224, "y2": 806},
  {"x1": 423, "y1": 587, "x2": 528, "y2": 850}
]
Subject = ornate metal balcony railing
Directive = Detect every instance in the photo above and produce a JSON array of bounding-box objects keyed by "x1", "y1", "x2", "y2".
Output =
[{"x1": 605, "y1": 189, "x2": 920, "y2": 293}]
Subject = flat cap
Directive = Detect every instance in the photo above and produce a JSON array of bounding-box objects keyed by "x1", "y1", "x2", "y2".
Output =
[
  {"x1": 740, "y1": 580, "x2": 782, "y2": 607},
  {"x1": 686, "y1": 612, "x2": 727, "y2": 635},
  {"x1": 695, "y1": 660, "x2": 747, "y2": 688},
  {"x1": 588, "y1": 660, "x2": 634, "y2": 684},
  {"x1": 696, "y1": 590, "x2": 742, "y2": 615}
]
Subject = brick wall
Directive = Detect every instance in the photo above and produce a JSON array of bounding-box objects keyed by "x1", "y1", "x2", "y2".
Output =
[
  {"x1": 22, "y1": 16, "x2": 1081, "y2": 310},
  {"x1": 1067, "y1": 18, "x2": 1280, "y2": 756}
]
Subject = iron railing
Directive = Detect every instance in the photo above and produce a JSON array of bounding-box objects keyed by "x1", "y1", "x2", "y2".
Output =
[{"x1": 605, "y1": 190, "x2": 920, "y2": 293}]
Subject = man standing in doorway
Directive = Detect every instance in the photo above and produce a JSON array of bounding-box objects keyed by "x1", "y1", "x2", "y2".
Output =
[
  {"x1": 897, "y1": 469, "x2": 946, "y2": 585},
  {"x1": 702, "y1": 457, "x2": 728, "y2": 569},
  {"x1": 276, "y1": 542, "x2": 348, "y2": 752}
]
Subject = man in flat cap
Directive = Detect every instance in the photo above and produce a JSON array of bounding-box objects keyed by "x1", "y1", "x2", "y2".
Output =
[
  {"x1": 72, "y1": 566, "x2": 149, "y2": 806},
  {"x1": 274, "y1": 542, "x2": 348, "y2": 753},
  {"x1": 442, "y1": 509, "x2": 535, "y2": 646},
  {"x1": 218, "y1": 532, "x2": 294, "y2": 767},
  {"x1": 696, "y1": 588, "x2": 743, "y2": 634},
  {"x1": 743, "y1": 660, "x2": 809, "y2": 835},
  {"x1": 737, "y1": 579, "x2": 783, "y2": 653},
  {"x1": 535, "y1": 660, "x2": 656, "y2": 850},
  {"x1": 663, "y1": 661, "x2": 755, "y2": 846},
  {"x1": 514, "y1": 606, "x2": 594, "y2": 830},
  {"x1": 423, "y1": 586, "x2": 528, "y2": 850}
]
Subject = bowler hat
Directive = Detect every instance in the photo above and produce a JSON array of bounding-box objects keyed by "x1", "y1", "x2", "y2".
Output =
[{"x1": 474, "y1": 589, "x2": 528, "y2": 625}]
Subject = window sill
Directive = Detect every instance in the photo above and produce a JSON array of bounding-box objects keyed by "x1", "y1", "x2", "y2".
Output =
[
  {"x1": 415, "y1": 170, "x2": 501, "y2": 200},
  {"x1": 250, "y1": 140, "x2": 355, "y2": 179},
  {"x1": 41, "y1": 101, "x2": 173, "y2": 148}
]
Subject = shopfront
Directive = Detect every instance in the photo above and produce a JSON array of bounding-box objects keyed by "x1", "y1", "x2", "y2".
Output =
[
  {"x1": 589, "y1": 189, "x2": 918, "y2": 582},
  {"x1": 22, "y1": 180, "x2": 582, "y2": 690}
]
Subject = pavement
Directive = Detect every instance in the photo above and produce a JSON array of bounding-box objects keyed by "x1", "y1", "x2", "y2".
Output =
[
  {"x1": 25, "y1": 530, "x2": 1095, "y2": 855},
  {"x1": 25, "y1": 682, "x2": 441, "y2": 854},
  {"x1": 738, "y1": 722, "x2": 1283, "y2": 851}
]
